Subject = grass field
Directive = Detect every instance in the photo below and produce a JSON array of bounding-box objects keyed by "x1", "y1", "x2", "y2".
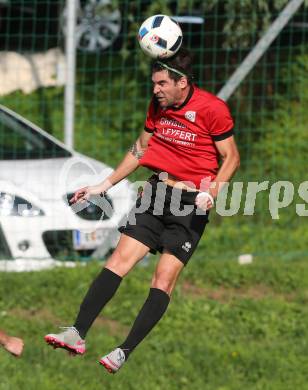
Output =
[{"x1": 0, "y1": 252, "x2": 307, "y2": 390}]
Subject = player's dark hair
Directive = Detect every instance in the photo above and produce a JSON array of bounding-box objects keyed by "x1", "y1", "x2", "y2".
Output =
[{"x1": 151, "y1": 47, "x2": 194, "y2": 84}]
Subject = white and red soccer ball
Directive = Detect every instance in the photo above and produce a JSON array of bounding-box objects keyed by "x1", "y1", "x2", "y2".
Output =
[{"x1": 138, "y1": 14, "x2": 183, "y2": 59}]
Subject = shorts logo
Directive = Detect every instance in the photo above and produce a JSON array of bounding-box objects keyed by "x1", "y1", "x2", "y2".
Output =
[
  {"x1": 182, "y1": 241, "x2": 192, "y2": 252},
  {"x1": 185, "y1": 111, "x2": 196, "y2": 122}
]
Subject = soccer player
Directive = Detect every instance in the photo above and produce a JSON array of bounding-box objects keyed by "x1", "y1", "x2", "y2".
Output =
[
  {"x1": 0, "y1": 329, "x2": 24, "y2": 357},
  {"x1": 45, "y1": 48, "x2": 240, "y2": 373}
]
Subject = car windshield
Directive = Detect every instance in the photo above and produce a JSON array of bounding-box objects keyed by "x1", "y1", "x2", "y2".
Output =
[{"x1": 0, "y1": 109, "x2": 72, "y2": 159}]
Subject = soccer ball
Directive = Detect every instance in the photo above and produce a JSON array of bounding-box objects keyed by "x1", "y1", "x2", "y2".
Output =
[{"x1": 138, "y1": 15, "x2": 183, "y2": 59}]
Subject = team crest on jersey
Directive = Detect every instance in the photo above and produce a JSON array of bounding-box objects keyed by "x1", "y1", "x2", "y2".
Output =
[{"x1": 185, "y1": 111, "x2": 196, "y2": 122}]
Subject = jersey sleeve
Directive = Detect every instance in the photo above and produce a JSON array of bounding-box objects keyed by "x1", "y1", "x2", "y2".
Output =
[
  {"x1": 207, "y1": 100, "x2": 234, "y2": 141},
  {"x1": 144, "y1": 98, "x2": 156, "y2": 133}
]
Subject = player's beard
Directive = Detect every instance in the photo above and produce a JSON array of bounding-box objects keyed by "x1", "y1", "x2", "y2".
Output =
[{"x1": 156, "y1": 96, "x2": 173, "y2": 108}]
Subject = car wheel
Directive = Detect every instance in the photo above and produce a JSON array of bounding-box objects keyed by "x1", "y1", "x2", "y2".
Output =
[{"x1": 61, "y1": 0, "x2": 122, "y2": 52}]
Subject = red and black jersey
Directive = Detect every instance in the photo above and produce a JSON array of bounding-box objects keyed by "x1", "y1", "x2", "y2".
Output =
[{"x1": 139, "y1": 85, "x2": 234, "y2": 189}]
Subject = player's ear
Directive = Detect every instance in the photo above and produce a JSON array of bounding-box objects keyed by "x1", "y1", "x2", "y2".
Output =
[{"x1": 178, "y1": 76, "x2": 188, "y2": 89}]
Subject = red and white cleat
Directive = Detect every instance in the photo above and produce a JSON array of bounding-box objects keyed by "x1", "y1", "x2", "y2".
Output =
[
  {"x1": 99, "y1": 348, "x2": 126, "y2": 374},
  {"x1": 44, "y1": 327, "x2": 86, "y2": 355}
]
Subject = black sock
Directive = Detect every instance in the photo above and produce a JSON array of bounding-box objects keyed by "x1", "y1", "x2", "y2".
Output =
[
  {"x1": 74, "y1": 268, "x2": 122, "y2": 338},
  {"x1": 119, "y1": 288, "x2": 170, "y2": 359}
]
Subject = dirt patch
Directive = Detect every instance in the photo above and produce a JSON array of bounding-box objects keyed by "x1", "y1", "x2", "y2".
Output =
[
  {"x1": 9, "y1": 307, "x2": 61, "y2": 323},
  {"x1": 181, "y1": 281, "x2": 295, "y2": 303},
  {"x1": 8, "y1": 307, "x2": 128, "y2": 336},
  {"x1": 94, "y1": 317, "x2": 129, "y2": 336},
  {"x1": 181, "y1": 281, "x2": 205, "y2": 297}
]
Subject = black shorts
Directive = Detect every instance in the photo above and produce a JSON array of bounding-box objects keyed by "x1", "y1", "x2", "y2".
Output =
[{"x1": 119, "y1": 174, "x2": 209, "y2": 265}]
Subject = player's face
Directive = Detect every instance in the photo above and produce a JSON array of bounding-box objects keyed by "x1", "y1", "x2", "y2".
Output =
[{"x1": 152, "y1": 70, "x2": 184, "y2": 108}]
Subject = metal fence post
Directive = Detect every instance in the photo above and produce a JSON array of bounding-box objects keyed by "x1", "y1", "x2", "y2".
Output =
[
  {"x1": 218, "y1": 0, "x2": 305, "y2": 101},
  {"x1": 64, "y1": 0, "x2": 77, "y2": 149}
]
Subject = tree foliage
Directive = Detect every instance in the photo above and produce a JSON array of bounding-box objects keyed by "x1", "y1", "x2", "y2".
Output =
[{"x1": 121, "y1": 0, "x2": 307, "y2": 49}]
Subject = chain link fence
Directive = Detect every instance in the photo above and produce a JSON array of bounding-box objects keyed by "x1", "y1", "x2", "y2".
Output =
[{"x1": 0, "y1": 0, "x2": 307, "y2": 263}]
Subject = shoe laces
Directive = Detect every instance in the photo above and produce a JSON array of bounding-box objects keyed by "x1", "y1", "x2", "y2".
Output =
[
  {"x1": 59, "y1": 326, "x2": 80, "y2": 336},
  {"x1": 116, "y1": 348, "x2": 126, "y2": 363}
]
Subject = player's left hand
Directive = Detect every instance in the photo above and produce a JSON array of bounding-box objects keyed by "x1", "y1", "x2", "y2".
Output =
[{"x1": 195, "y1": 191, "x2": 215, "y2": 211}]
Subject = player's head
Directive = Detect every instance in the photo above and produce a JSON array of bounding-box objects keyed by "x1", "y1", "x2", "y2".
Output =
[
  {"x1": 151, "y1": 48, "x2": 194, "y2": 108},
  {"x1": 152, "y1": 48, "x2": 194, "y2": 84}
]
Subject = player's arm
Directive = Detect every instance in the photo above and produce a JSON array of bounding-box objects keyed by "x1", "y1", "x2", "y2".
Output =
[
  {"x1": 211, "y1": 135, "x2": 240, "y2": 197},
  {"x1": 70, "y1": 130, "x2": 152, "y2": 203},
  {"x1": 196, "y1": 135, "x2": 240, "y2": 210},
  {"x1": 0, "y1": 330, "x2": 7, "y2": 346},
  {"x1": 0, "y1": 330, "x2": 24, "y2": 357},
  {"x1": 105, "y1": 129, "x2": 152, "y2": 187}
]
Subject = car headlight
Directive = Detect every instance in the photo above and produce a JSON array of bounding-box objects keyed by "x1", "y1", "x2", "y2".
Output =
[
  {"x1": 0, "y1": 192, "x2": 44, "y2": 217},
  {"x1": 65, "y1": 193, "x2": 114, "y2": 221}
]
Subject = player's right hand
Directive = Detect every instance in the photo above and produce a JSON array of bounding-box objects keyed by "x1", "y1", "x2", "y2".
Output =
[
  {"x1": 70, "y1": 187, "x2": 92, "y2": 204},
  {"x1": 70, "y1": 180, "x2": 112, "y2": 204}
]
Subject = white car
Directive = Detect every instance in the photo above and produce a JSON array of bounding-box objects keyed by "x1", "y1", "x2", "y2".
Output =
[{"x1": 0, "y1": 104, "x2": 135, "y2": 266}]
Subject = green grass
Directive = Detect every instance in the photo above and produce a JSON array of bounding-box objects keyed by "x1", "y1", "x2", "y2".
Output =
[{"x1": 0, "y1": 254, "x2": 307, "y2": 390}]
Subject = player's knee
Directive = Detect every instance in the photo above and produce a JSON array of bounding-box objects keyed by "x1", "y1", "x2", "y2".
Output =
[
  {"x1": 105, "y1": 251, "x2": 128, "y2": 276},
  {"x1": 105, "y1": 249, "x2": 136, "y2": 277},
  {"x1": 151, "y1": 276, "x2": 174, "y2": 295}
]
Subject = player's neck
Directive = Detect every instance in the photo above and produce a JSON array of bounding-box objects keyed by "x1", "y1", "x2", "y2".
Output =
[{"x1": 172, "y1": 85, "x2": 192, "y2": 108}]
